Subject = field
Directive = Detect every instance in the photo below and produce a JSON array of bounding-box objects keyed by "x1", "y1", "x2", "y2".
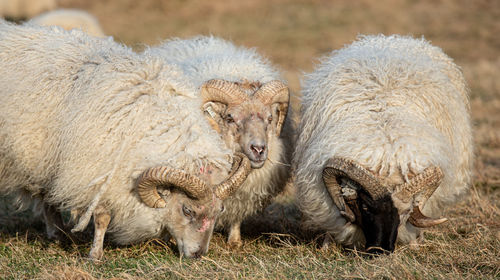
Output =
[{"x1": 1, "y1": 0, "x2": 499, "y2": 279}]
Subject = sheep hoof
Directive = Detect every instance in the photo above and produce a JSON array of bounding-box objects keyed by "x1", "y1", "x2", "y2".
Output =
[
  {"x1": 320, "y1": 233, "x2": 333, "y2": 250},
  {"x1": 228, "y1": 240, "x2": 243, "y2": 249},
  {"x1": 88, "y1": 249, "x2": 104, "y2": 262},
  {"x1": 408, "y1": 239, "x2": 422, "y2": 250}
]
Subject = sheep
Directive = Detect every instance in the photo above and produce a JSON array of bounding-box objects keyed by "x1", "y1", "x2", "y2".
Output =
[
  {"x1": 145, "y1": 36, "x2": 293, "y2": 248},
  {"x1": 30, "y1": 9, "x2": 105, "y2": 37},
  {"x1": 293, "y1": 34, "x2": 473, "y2": 254},
  {"x1": 0, "y1": 21, "x2": 252, "y2": 260},
  {"x1": 0, "y1": 0, "x2": 56, "y2": 19}
]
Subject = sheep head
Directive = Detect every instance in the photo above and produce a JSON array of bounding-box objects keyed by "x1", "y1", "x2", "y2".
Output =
[
  {"x1": 322, "y1": 157, "x2": 447, "y2": 254},
  {"x1": 136, "y1": 153, "x2": 251, "y2": 258},
  {"x1": 201, "y1": 79, "x2": 289, "y2": 169}
]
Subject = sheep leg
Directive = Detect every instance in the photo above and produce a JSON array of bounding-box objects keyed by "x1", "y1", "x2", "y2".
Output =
[
  {"x1": 321, "y1": 232, "x2": 334, "y2": 250},
  {"x1": 42, "y1": 203, "x2": 65, "y2": 240},
  {"x1": 227, "y1": 221, "x2": 243, "y2": 248},
  {"x1": 88, "y1": 205, "x2": 110, "y2": 261}
]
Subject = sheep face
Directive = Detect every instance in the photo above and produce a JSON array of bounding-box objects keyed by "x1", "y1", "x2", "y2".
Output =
[
  {"x1": 349, "y1": 191, "x2": 400, "y2": 253},
  {"x1": 160, "y1": 189, "x2": 224, "y2": 258},
  {"x1": 201, "y1": 80, "x2": 289, "y2": 169},
  {"x1": 323, "y1": 158, "x2": 447, "y2": 254},
  {"x1": 208, "y1": 100, "x2": 273, "y2": 168},
  {"x1": 136, "y1": 153, "x2": 251, "y2": 258}
]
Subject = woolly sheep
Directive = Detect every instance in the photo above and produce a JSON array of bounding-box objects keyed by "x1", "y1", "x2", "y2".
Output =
[
  {"x1": 294, "y1": 35, "x2": 472, "y2": 253},
  {"x1": 145, "y1": 36, "x2": 293, "y2": 247},
  {"x1": 0, "y1": 21, "x2": 251, "y2": 260},
  {"x1": 30, "y1": 9, "x2": 105, "y2": 37},
  {"x1": 0, "y1": 0, "x2": 56, "y2": 19}
]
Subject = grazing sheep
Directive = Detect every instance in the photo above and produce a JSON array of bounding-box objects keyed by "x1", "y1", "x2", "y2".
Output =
[
  {"x1": 30, "y1": 9, "x2": 105, "y2": 37},
  {"x1": 0, "y1": 0, "x2": 56, "y2": 19},
  {"x1": 0, "y1": 21, "x2": 251, "y2": 260},
  {"x1": 294, "y1": 35, "x2": 472, "y2": 253},
  {"x1": 145, "y1": 36, "x2": 293, "y2": 247}
]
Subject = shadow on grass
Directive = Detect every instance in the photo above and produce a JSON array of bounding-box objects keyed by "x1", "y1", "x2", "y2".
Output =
[{"x1": 238, "y1": 201, "x2": 324, "y2": 248}]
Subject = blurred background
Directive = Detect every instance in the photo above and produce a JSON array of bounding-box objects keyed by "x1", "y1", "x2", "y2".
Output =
[{"x1": 3, "y1": 0, "x2": 499, "y2": 186}]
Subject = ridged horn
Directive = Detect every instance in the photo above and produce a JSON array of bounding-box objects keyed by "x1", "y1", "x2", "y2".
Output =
[
  {"x1": 254, "y1": 80, "x2": 290, "y2": 136},
  {"x1": 215, "y1": 152, "x2": 251, "y2": 200},
  {"x1": 325, "y1": 157, "x2": 387, "y2": 199},
  {"x1": 323, "y1": 157, "x2": 385, "y2": 222},
  {"x1": 201, "y1": 79, "x2": 248, "y2": 105},
  {"x1": 323, "y1": 166, "x2": 355, "y2": 222},
  {"x1": 394, "y1": 166, "x2": 448, "y2": 228},
  {"x1": 137, "y1": 166, "x2": 210, "y2": 208},
  {"x1": 408, "y1": 206, "x2": 448, "y2": 228}
]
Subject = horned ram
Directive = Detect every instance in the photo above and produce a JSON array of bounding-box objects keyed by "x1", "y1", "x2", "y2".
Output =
[
  {"x1": 0, "y1": 21, "x2": 250, "y2": 260},
  {"x1": 293, "y1": 34, "x2": 473, "y2": 254},
  {"x1": 145, "y1": 36, "x2": 293, "y2": 247}
]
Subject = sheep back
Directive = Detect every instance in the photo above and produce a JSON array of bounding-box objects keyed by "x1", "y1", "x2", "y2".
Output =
[{"x1": 0, "y1": 21, "x2": 233, "y2": 244}]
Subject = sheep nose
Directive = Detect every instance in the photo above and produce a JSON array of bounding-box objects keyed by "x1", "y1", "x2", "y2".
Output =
[{"x1": 250, "y1": 143, "x2": 266, "y2": 156}]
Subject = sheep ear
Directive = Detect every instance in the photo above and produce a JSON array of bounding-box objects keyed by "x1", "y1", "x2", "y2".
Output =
[
  {"x1": 202, "y1": 102, "x2": 226, "y2": 133},
  {"x1": 271, "y1": 102, "x2": 288, "y2": 136},
  {"x1": 157, "y1": 187, "x2": 172, "y2": 198}
]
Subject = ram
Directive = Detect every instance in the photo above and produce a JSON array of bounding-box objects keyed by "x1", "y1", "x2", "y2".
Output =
[
  {"x1": 146, "y1": 36, "x2": 293, "y2": 247},
  {"x1": 30, "y1": 9, "x2": 105, "y2": 37},
  {"x1": 294, "y1": 35, "x2": 472, "y2": 254},
  {"x1": 0, "y1": 21, "x2": 251, "y2": 260}
]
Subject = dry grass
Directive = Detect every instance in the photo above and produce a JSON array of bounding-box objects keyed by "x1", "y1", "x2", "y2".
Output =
[
  {"x1": 1, "y1": 0, "x2": 499, "y2": 279},
  {"x1": 1, "y1": 186, "x2": 498, "y2": 279}
]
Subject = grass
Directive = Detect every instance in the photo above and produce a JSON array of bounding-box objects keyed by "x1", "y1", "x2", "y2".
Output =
[
  {"x1": 1, "y1": 0, "x2": 499, "y2": 279},
  {"x1": 1, "y1": 184, "x2": 499, "y2": 279}
]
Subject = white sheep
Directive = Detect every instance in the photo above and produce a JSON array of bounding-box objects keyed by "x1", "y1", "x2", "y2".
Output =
[
  {"x1": 145, "y1": 36, "x2": 293, "y2": 247},
  {"x1": 0, "y1": 0, "x2": 56, "y2": 19},
  {"x1": 0, "y1": 21, "x2": 251, "y2": 260},
  {"x1": 30, "y1": 9, "x2": 105, "y2": 37},
  {"x1": 294, "y1": 34, "x2": 472, "y2": 253}
]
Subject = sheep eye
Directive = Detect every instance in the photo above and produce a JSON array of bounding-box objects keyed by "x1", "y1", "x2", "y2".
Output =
[
  {"x1": 225, "y1": 114, "x2": 234, "y2": 123},
  {"x1": 267, "y1": 116, "x2": 273, "y2": 123},
  {"x1": 220, "y1": 205, "x2": 225, "y2": 213},
  {"x1": 182, "y1": 205, "x2": 194, "y2": 218}
]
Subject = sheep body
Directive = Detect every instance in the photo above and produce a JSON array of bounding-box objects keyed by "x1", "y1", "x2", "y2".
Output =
[
  {"x1": 0, "y1": 21, "x2": 234, "y2": 255},
  {"x1": 294, "y1": 34, "x2": 472, "y2": 247},
  {"x1": 146, "y1": 36, "x2": 293, "y2": 245},
  {"x1": 31, "y1": 9, "x2": 105, "y2": 37}
]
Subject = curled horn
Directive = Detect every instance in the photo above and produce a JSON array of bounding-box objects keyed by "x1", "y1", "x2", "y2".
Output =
[
  {"x1": 215, "y1": 152, "x2": 251, "y2": 200},
  {"x1": 254, "y1": 80, "x2": 290, "y2": 136},
  {"x1": 201, "y1": 79, "x2": 249, "y2": 105},
  {"x1": 395, "y1": 166, "x2": 447, "y2": 228},
  {"x1": 323, "y1": 157, "x2": 385, "y2": 222},
  {"x1": 137, "y1": 167, "x2": 210, "y2": 208}
]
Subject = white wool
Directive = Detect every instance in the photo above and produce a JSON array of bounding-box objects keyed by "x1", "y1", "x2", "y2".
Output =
[
  {"x1": 0, "y1": 21, "x2": 232, "y2": 244},
  {"x1": 145, "y1": 36, "x2": 293, "y2": 230},
  {"x1": 294, "y1": 34, "x2": 472, "y2": 246}
]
